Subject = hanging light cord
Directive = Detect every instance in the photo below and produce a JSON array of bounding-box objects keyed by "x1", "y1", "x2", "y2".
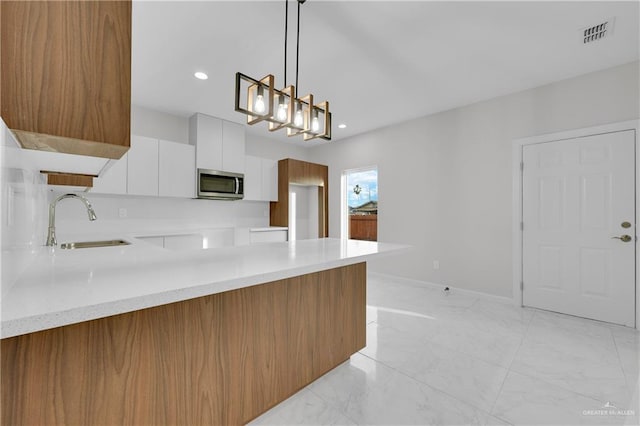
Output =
[
  {"x1": 295, "y1": 0, "x2": 302, "y2": 92},
  {"x1": 283, "y1": 0, "x2": 288, "y2": 85}
]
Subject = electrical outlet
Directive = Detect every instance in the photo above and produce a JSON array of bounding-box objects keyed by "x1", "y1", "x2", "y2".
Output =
[
  {"x1": 433, "y1": 260, "x2": 440, "y2": 270},
  {"x1": 118, "y1": 208, "x2": 127, "y2": 218}
]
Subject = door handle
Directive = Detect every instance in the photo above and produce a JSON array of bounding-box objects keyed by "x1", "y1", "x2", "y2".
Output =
[{"x1": 612, "y1": 235, "x2": 632, "y2": 242}]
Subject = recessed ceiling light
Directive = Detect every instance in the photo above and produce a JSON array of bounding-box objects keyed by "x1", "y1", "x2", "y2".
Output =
[
  {"x1": 338, "y1": 124, "x2": 347, "y2": 129},
  {"x1": 194, "y1": 71, "x2": 208, "y2": 80}
]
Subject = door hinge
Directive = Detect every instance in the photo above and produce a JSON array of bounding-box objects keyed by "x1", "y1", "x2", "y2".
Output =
[
  {"x1": 520, "y1": 222, "x2": 524, "y2": 231},
  {"x1": 520, "y1": 161, "x2": 524, "y2": 171}
]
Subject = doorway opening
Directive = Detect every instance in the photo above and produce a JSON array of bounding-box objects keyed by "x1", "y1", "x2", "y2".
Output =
[
  {"x1": 341, "y1": 167, "x2": 378, "y2": 241},
  {"x1": 288, "y1": 184, "x2": 320, "y2": 241}
]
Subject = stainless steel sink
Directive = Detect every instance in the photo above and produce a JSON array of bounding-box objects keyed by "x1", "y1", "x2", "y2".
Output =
[{"x1": 60, "y1": 239, "x2": 130, "y2": 250}]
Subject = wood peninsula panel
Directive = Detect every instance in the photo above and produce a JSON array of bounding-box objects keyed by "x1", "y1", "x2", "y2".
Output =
[
  {"x1": 270, "y1": 158, "x2": 329, "y2": 237},
  {"x1": 1, "y1": 263, "x2": 366, "y2": 426},
  {"x1": 1, "y1": 1, "x2": 131, "y2": 159}
]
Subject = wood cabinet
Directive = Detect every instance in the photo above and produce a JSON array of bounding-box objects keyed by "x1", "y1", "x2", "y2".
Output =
[
  {"x1": 349, "y1": 214, "x2": 378, "y2": 241},
  {"x1": 0, "y1": 1, "x2": 132, "y2": 159},
  {"x1": 1, "y1": 263, "x2": 366, "y2": 425},
  {"x1": 244, "y1": 155, "x2": 278, "y2": 201},
  {"x1": 190, "y1": 113, "x2": 245, "y2": 174},
  {"x1": 270, "y1": 158, "x2": 329, "y2": 237}
]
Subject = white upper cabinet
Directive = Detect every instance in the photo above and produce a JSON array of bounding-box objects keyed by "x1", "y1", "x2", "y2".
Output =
[
  {"x1": 190, "y1": 113, "x2": 222, "y2": 171},
  {"x1": 262, "y1": 158, "x2": 278, "y2": 201},
  {"x1": 190, "y1": 113, "x2": 245, "y2": 174},
  {"x1": 222, "y1": 121, "x2": 245, "y2": 174},
  {"x1": 90, "y1": 134, "x2": 195, "y2": 199},
  {"x1": 243, "y1": 155, "x2": 278, "y2": 202},
  {"x1": 91, "y1": 154, "x2": 128, "y2": 195},
  {"x1": 243, "y1": 155, "x2": 262, "y2": 201},
  {"x1": 127, "y1": 135, "x2": 159, "y2": 196},
  {"x1": 158, "y1": 140, "x2": 195, "y2": 198}
]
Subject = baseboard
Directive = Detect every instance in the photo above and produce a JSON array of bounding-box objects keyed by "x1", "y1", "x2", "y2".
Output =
[{"x1": 367, "y1": 272, "x2": 514, "y2": 305}]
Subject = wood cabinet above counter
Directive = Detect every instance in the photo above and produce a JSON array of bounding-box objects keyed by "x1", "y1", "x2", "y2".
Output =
[
  {"x1": 1, "y1": 0, "x2": 132, "y2": 159},
  {"x1": 270, "y1": 158, "x2": 329, "y2": 237}
]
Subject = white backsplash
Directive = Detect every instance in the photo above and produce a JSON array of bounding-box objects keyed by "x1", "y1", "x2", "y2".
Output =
[
  {"x1": 50, "y1": 192, "x2": 271, "y2": 240},
  {"x1": 1, "y1": 119, "x2": 50, "y2": 294}
]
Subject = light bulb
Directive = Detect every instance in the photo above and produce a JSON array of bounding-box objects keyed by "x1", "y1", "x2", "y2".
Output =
[
  {"x1": 254, "y1": 94, "x2": 265, "y2": 114},
  {"x1": 277, "y1": 99, "x2": 288, "y2": 121},
  {"x1": 254, "y1": 86, "x2": 266, "y2": 114},
  {"x1": 311, "y1": 116, "x2": 319, "y2": 132},
  {"x1": 294, "y1": 108, "x2": 303, "y2": 127}
]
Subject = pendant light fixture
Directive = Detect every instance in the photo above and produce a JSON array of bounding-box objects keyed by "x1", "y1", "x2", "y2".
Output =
[{"x1": 235, "y1": 0, "x2": 331, "y2": 141}]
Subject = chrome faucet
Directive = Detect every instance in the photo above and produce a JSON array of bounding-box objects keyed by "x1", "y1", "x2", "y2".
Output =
[{"x1": 46, "y1": 193, "x2": 97, "y2": 246}]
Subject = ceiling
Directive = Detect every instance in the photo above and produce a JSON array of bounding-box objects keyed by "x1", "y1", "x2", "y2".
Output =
[{"x1": 132, "y1": 1, "x2": 639, "y2": 146}]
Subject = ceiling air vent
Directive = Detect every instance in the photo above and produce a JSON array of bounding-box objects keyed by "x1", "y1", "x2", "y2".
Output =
[{"x1": 582, "y1": 18, "x2": 614, "y2": 44}]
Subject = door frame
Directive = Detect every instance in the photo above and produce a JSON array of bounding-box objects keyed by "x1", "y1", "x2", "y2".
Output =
[
  {"x1": 341, "y1": 165, "x2": 379, "y2": 240},
  {"x1": 512, "y1": 119, "x2": 640, "y2": 328}
]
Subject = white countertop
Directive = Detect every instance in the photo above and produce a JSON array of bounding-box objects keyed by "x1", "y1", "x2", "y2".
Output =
[
  {"x1": 249, "y1": 226, "x2": 288, "y2": 232},
  {"x1": 1, "y1": 238, "x2": 407, "y2": 338}
]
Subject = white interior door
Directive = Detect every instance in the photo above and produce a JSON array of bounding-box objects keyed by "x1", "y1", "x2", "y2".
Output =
[{"x1": 522, "y1": 130, "x2": 636, "y2": 326}]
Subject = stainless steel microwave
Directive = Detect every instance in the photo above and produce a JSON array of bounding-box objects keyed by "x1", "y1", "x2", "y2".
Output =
[{"x1": 197, "y1": 169, "x2": 244, "y2": 200}]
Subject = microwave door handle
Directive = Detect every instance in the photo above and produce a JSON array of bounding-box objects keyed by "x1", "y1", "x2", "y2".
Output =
[{"x1": 235, "y1": 177, "x2": 239, "y2": 194}]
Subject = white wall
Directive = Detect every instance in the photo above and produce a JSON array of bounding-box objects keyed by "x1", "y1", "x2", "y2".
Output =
[
  {"x1": 131, "y1": 105, "x2": 190, "y2": 144},
  {"x1": 309, "y1": 61, "x2": 640, "y2": 298},
  {"x1": 245, "y1": 133, "x2": 311, "y2": 162}
]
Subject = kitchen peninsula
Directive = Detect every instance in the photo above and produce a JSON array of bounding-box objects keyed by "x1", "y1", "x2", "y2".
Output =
[{"x1": 1, "y1": 238, "x2": 406, "y2": 425}]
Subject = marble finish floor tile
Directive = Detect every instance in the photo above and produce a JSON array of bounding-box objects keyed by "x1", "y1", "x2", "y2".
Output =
[
  {"x1": 340, "y1": 367, "x2": 491, "y2": 425},
  {"x1": 248, "y1": 388, "x2": 356, "y2": 426},
  {"x1": 612, "y1": 327, "x2": 640, "y2": 391},
  {"x1": 511, "y1": 311, "x2": 630, "y2": 405},
  {"x1": 492, "y1": 371, "x2": 634, "y2": 425},
  {"x1": 253, "y1": 275, "x2": 638, "y2": 425},
  {"x1": 394, "y1": 340, "x2": 510, "y2": 413},
  {"x1": 307, "y1": 353, "x2": 396, "y2": 413}
]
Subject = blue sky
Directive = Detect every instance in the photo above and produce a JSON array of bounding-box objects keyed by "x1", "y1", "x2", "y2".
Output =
[{"x1": 347, "y1": 169, "x2": 378, "y2": 208}]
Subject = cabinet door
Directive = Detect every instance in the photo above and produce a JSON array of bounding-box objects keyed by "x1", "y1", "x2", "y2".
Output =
[
  {"x1": 250, "y1": 230, "x2": 288, "y2": 244},
  {"x1": 92, "y1": 155, "x2": 128, "y2": 195},
  {"x1": 262, "y1": 158, "x2": 278, "y2": 201},
  {"x1": 159, "y1": 140, "x2": 195, "y2": 198},
  {"x1": 127, "y1": 135, "x2": 159, "y2": 196},
  {"x1": 164, "y1": 234, "x2": 203, "y2": 251},
  {"x1": 1, "y1": 1, "x2": 131, "y2": 159},
  {"x1": 191, "y1": 113, "x2": 223, "y2": 171},
  {"x1": 243, "y1": 155, "x2": 262, "y2": 201},
  {"x1": 222, "y1": 121, "x2": 245, "y2": 174},
  {"x1": 137, "y1": 236, "x2": 165, "y2": 248}
]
